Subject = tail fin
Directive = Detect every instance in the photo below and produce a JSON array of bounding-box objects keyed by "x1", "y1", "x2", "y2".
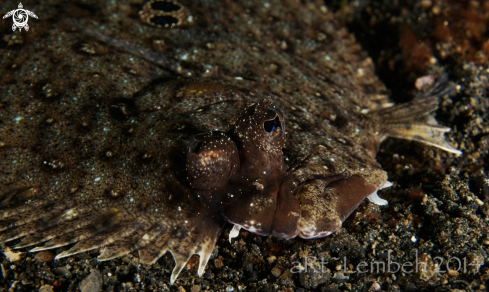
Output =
[{"x1": 371, "y1": 75, "x2": 462, "y2": 155}]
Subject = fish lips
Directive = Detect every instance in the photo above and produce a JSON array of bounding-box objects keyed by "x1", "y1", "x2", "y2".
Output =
[
  {"x1": 222, "y1": 174, "x2": 383, "y2": 240},
  {"x1": 220, "y1": 184, "x2": 281, "y2": 237},
  {"x1": 220, "y1": 179, "x2": 302, "y2": 239}
]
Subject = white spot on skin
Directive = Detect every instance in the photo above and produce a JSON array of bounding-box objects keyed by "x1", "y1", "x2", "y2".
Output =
[{"x1": 253, "y1": 181, "x2": 264, "y2": 191}]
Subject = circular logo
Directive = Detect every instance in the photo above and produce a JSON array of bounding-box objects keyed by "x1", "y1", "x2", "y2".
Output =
[{"x1": 13, "y1": 9, "x2": 28, "y2": 27}]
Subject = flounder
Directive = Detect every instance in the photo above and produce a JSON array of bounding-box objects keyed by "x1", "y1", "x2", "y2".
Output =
[{"x1": 0, "y1": 0, "x2": 460, "y2": 284}]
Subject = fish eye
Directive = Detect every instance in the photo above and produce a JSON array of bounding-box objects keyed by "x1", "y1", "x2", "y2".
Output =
[
  {"x1": 186, "y1": 132, "x2": 239, "y2": 189},
  {"x1": 264, "y1": 115, "x2": 280, "y2": 133},
  {"x1": 263, "y1": 108, "x2": 284, "y2": 140}
]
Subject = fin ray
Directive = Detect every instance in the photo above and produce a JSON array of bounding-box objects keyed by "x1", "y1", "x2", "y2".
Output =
[{"x1": 371, "y1": 75, "x2": 461, "y2": 155}]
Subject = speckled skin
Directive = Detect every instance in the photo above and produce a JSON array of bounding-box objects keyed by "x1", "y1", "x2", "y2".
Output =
[{"x1": 0, "y1": 0, "x2": 459, "y2": 285}]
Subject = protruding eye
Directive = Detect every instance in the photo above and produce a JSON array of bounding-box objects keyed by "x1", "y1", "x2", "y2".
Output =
[
  {"x1": 186, "y1": 132, "x2": 239, "y2": 189},
  {"x1": 263, "y1": 108, "x2": 284, "y2": 140},
  {"x1": 264, "y1": 114, "x2": 280, "y2": 132}
]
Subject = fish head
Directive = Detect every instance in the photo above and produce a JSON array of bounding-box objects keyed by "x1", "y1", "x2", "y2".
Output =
[{"x1": 186, "y1": 101, "x2": 294, "y2": 236}]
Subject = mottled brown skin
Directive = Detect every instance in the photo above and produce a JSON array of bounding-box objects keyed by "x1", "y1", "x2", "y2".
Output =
[{"x1": 0, "y1": 0, "x2": 459, "y2": 283}]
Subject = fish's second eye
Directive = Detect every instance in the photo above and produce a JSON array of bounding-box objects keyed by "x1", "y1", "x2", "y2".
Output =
[
  {"x1": 186, "y1": 132, "x2": 239, "y2": 189},
  {"x1": 264, "y1": 115, "x2": 281, "y2": 133},
  {"x1": 263, "y1": 108, "x2": 284, "y2": 141}
]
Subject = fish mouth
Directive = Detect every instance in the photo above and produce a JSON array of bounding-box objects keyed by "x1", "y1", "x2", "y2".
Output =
[{"x1": 220, "y1": 187, "x2": 279, "y2": 237}]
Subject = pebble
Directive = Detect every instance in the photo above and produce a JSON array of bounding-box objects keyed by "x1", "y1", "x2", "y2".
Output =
[
  {"x1": 79, "y1": 270, "x2": 102, "y2": 292},
  {"x1": 271, "y1": 266, "x2": 283, "y2": 277},
  {"x1": 34, "y1": 251, "x2": 54, "y2": 263},
  {"x1": 370, "y1": 282, "x2": 381, "y2": 291},
  {"x1": 38, "y1": 285, "x2": 54, "y2": 292}
]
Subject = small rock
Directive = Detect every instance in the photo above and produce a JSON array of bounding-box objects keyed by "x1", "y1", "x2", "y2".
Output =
[
  {"x1": 35, "y1": 251, "x2": 55, "y2": 263},
  {"x1": 420, "y1": 0, "x2": 432, "y2": 9},
  {"x1": 332, "y1": 272, "x2": 349, "y2": 281},
  {"x1": 3, "y1": 247, "x2": 21, "y2": 262},
  {"x1": 370, "y1": 281, "x2": 381, "y2": 291},
  {"x1": 300, "y1": 268, "x2": 331, "y2": 288},
  {"x1": 472, "y1": 175, "x2": 489, "y2": 201},
  {"x1": 242, "y1": 261, "x2": 253, "y2": 272},
  {"x1": 271, "y1": 266, "x2": 283, "y2": 277},
  {"x1": 267, "y1": 255, "x2": 276, "y2": 264},
  {"x1": 214, "y1": 256, "x2": 224, "y2": 269},
  {"x1": 54, "y1": 267, "x2": 72, "y2": 279},
  {"x1": 405, "y1": 281, "x2": 417, "y2": 292},
  {"x1": 79, "y1": 270, "x2": 102, "y2": 292},
  {"x1": 38, "y1": 285, "x2": 54, "y2": 292}
]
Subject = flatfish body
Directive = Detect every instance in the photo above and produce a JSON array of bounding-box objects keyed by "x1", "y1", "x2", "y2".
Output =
[{"x1": 0, "y1": 0, "x2": 460, "y2": 283}]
